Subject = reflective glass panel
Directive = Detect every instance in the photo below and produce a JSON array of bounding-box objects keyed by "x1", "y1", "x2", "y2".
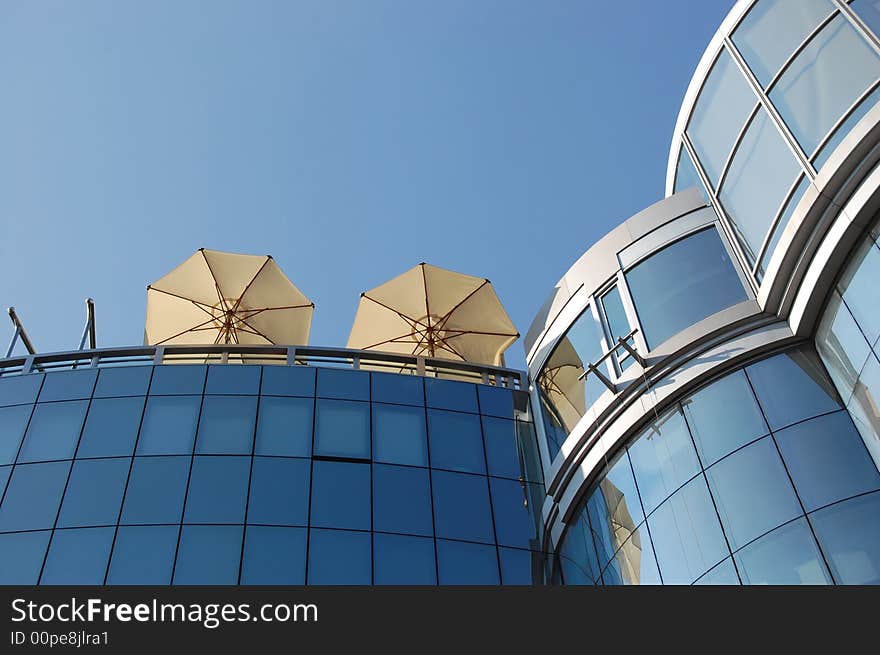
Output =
[
  {"x1": 0, "y1": 466, "x2": 8, "y2": 498},
  {"x1": 310, "y1": 460, "x2": 371, "y2": 530},
  {"x1": 810, "y1": 491, "x2": 880, "y2": 584},
  {"x1": 149, "y1": 365, "x2": 206, "y2": 395},
  {"x1": 316, "y1": 368, "x2": 369, "y2": 401},
  {"x1": 247, "y1": 457, "x2": 310, "y2": 526},
  {"x1": 0, "y1": 404, "x2": 32, "y2": 465},
  {"x1": 136, "y1": 396, "x2": 201, "y2": 455},
  {"x1": 431, "y1": 470, "x2": 494, "y2": 544},
  {"x1": 756, "y1": 174, "x2": 811, "y2": 282},
  {"x1": 241, "y1": 526, "x2": 307, "y2": 585},
  {"x1": 183, "y1": 456, "x2": 250, "y2": 524},
  {"x1": 478, "y1": 386, "x2": 514, "y2": 419},
  {"x1": 58, "y1": 457, "x2": 129, "y2": 528},
  {"x1": 735, "y1": 517, "x2": 832, "y2": 584},
  {"x1": 18, "y1": 400, "x2": 88, "y2": 463},
  {"x1": 436, "y1": 539, "x2": 499, "y2": 585},
  {"x1": 482, "y1": 417, "x2": 522, "y2": 480},
  {"x1": 307, "y1": 529, "x2": 371, "y2": 585},
  {"x1": 205, "y1": 365, "x2": 260, "y2": 395},
  {"x1": 260, "y1": 366, "x2": 315, "y2": 397},
  {"x1": 373, "y1": 533, "x2": 436, "y2": 585},
  {"x1": 516, "y1": 421, "x2": 544, "y2": 484},
  {"x1": 558, "y1": 510, "x2": 600, "y2": 584},
  {"x1": 852, "y1": 0, "x2": 880, "y2": 36},
  {"x1": 314, "y1": 399, "x2": 370, "y2": 459},
  {"x1": 107, "y1": 525, "x2": 178, "y2": 584},
  {"x1": 0, "y1": 374, "x2": 42, "y2": 408},
  {"x1": 427, "y1": 409, "x2": 486, "y2": 474},
  {"x1": 694, "y1": 558, "x2": 741, "y2": 585},
  {"x1": 673, "y1": 146, "x2": 709, "y2": 202},
  {"x1": 372, "y1": 403, "x2": 427, "y2": 467},
  {"x1": 425, "y1": 379, "x2": 478, "y2": 413},
  {"x1": 837, "y1": 236, "x2": 880, "y2": 347},
  {"x1": 0, "y1": 460, "x2": 70, "y2": 532},
  {"x1": 38, "y1": 369, "x2": 97, "y2": 402},
  {"x1": 93, "y1": 366, "x2": 152, "y2": 398},
  {"x1": 195, "y1": 396, "x2": 257, "y2": 454},
  {"x1": 255, "y1": 396, "x2": 312, "y2": 457},
  {"x1": 77, "y1": 397, "x2": 144, "y2": 458},
  {"x1": 0, "y1": 531, "x2": 51, "y2": 584},
  {"x1": 585, "y1": 451, "x2": 645, "y2": 566},
  {"x1": 500, "y1": 547, "x2": 535, "y2": 585},
  {"x1": 40, "y1": 527, "x2": 114, "y2": 585},
  {"x1": 173, "y1": 525, "x2": 243, "y2": 585},
  {"x1": 490, "y1": 478, "x2": 540, "y2": 550},
  {"x1": 816, "y1": 290, "x2": 872, "y2": 402},
  {"x1": 372, "y1": 464, "x2": 433, "y2": 537},
  {"x1": 121, "y1": 456, "x2": 190, "y2": 525},
  {"x1": 813, "y1": 84, "x2": 880, "y2": 169},
  {"x1": 601, "y1": 525, "x2": 662, "y2": 585},
  {"x1": 371, "y1": 373, "x2": 424, "y2": 406}
]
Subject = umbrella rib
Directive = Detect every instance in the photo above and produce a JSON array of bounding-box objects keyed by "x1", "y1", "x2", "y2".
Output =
[
  {"x1": 148, "y1": 287, "x2": 218, "y2": 316},
  {"x1": 420, "y1": 263, "x2": 433, "y2": 357},
  {"x1": 233, "y1": 315, "x2": 277, "y2": 345},
  {"x1": 434, "y1": 328, "x2": 520, "y2": 339},
  {"x1": 230, "y1": 256, "x2": 272, "y2": 314},
  {"x1": 435, "y1": 279, "x2": 490, "y2": 329},
  {"x1": 154, "y1": 315, "x2": 221, "y2": 346},
  {"x1": 362, "y1": 295, "x2": 425, "y2": 327},
  {"x1": 200, "y1": 249, "x2": 227, "y2": 308}
]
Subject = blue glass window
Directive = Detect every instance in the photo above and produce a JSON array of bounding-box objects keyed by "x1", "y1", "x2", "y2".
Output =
[
  {"x1": 310, "y1": 460, "x2": 371, "y2": 530},
  {"x1": 673, "y1": 146, "x2": 709, "y2": 202},
  {"x1": 0, "y1": 373, "x2": 43, "y2": 408},
  {"x1": 136, "y1": 396, "x2": 201, "y2": 455},
  {"x1": 811, "y1": 491, "x2": 880, "y2": 584},
  {"x1": 184, "y1": 456, "x2": 250, "y2": 524},
  {"x1": 478, "y1": 386, "x2": 514, "y2": 418},
  {"x1": 372, "y1": 464, "x2": 433, "y2": 537},
  {"x1": 734, "y1": 518, "x2": 832, "y2": 585},
  {"x1": 77, "y1": 397, "x2": 144, "y2": 458},
  {"x1": 0, "y1": 404, "x2": 32, "y2": 465},
  {"x1": 371, "y1": 373, "x2": 424, "y2": 406},
  {"x1": 260, "y1": 366, "x2": 315, "y2": 397},
  {"x1": 372, "y1": 403, "x2": 427, "y2": 467},
  {"x1": 586, "y1": 452, "x2": 645, "y2": 567},
  {"x1": 307, "y1": 529, "x2": 371, "y2": 585},
  {"x1": 174, "y1": 525, "x2": 243, "y2": 585},
  {"x1": 40, "y1": 527, "x2": 114, "y2": 584},
  {"x1": 58, "y1": 458, "x2": 129, "y2": 528},
  {"x1": 149, "y1": 365, "x2": 206, "y2": 396},
  {"x1": 499, "y1": 547, "x2": 535, "y2": 585},
  {"x1": 107, "y1": 526, "x2": 178, "y2": 584},
  {"x1": 255, "y1": 396, "x2": 312, "y2": 457},
  {"x1": 425, "y1": 378, "x2": 478, "y2": 413},
  {"x1": 601, "y1": 525, "x2": 662, "y2": 585},
  {"x1": 247, "y1": 457, "x2": 310, "y2": 526},
  {"x1": 432, "y1": 470, "x2": 494, "y2": 544},
  {"x1": 121, "y1": 456, "x2": 190, "y2": 525},
  {"x1": 205, "y1": 365, "x2": 261, "y2": 395},
  {"x1": 482, "y1": 417, "x2": 521, "y2": 480},
  {"x1": 693, "y1": 558, "x2": 741, "y2": 585},
  {"x1": 601, "y1": 286, "x2": 634, "y2": 370},
  {"x1": 0, "y1": 466, "x2": 8, "y2": 498},
  {"x1": 490, "y1": 478, "x2": 539, "y2": 550},
  {"x1": 0, "y1": 460, "x2": 70, "y2": 532},
  {"x1": 93, "y1": 366, "x2": 152, "y2": 398},
  {"x1": 241, "y1": 526, "x2": 307, "y2": 584},
  {"x1": 516, "y1": 421, "x2": 544, "y2": 484},
  {"x1": 316, "y1": 368, "x2": 370, "y2": 401},
  {"x1": 373, "y1": 533, "x2": 436, "y2": 585},
  {"x1": 436, "y1": 539, "x2": 499, "y2": 585},
  {"x1": 558, "y1": 510, "x2": 600, "y2": 584},
  {"x1": 38, "y1": 369, "x2": 97, "y2": 402},
  {"x1": 314, "y1": 399, "x2": 370, "y2": 459},
  {"x1": 195, "y1": 396, "x2": 257, "y2": 454},
  {"x1": 838, "y1": 236, "x2": 880, "y2": 347},
  {"x1": 18, "y1": 400, "x2": 88, "y2": 463},
  {"x1": 428, "y1": 409, "x2": 486, "y2": 474},
  {"x1": 0, "y1": 531, "x2": 51, "y2": 584}
]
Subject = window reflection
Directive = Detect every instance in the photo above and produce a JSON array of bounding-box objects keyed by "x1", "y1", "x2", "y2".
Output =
[
  {"x1": 810, "y1": 491, "x2": 880, "y2": 584},
  {"x1": 734, "y1": 518, "x2": 832, "y2": 585},
  {"x1": 41, "y1": 527, "x2": 114, "y2": 585}
]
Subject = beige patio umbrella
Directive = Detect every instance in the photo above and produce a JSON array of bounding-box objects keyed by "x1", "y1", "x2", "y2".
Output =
[
  {"x1": 347, "y1": 262, "x2": 519, "y2": 366},
  {"x1": 145, "y1": 248, "x2": 314, "y2": 347}
]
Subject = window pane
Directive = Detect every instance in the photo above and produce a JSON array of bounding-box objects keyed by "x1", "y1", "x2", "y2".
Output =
[
  {"x1": 205, "y1": 365, "x2": 260, "y2": 395},
  {"x1": 136, "y1": 396, "x2": 201, "y2": 455},
  {"x1": 490, "y1": 478, "x2": 540, "y2": 550},
  {"x1": 310, "y1": 460, "x2": 371, "y2": 530},
  {"x1": 247, "y1": 457, "x2": 310, "y2": 526},
  {"x1": 482, "y1": 417, "x2": 522, "y2": 480},
  {"x1": 558, "y1": 509, "x2": 600, "y2": 584},
  {"x1": 517, "y1": 422, "x2": 544, "y2": 484},
  {"x1": 746, "y1": 351, "x2": 841, "y2": 430},
  {"x1": 478, "y1": 386, "x2": 514, "y2": 419},
  {"x1": 673, "y1": 146, "x2": 709, "y2": 202},
  {"x1": 811, "y1": 491, "x2": 880, "y2": 584},
  {"x1": 255, "y1": 396, "x2": 312, "y2": 457},
  {"x1": 647, "y1": 475, "x2": 729, "y2": 584},
  {"x1": 77, "y1": 397, "x2": 145, "y2": 458},
  {"x1": 0, "y1": 373, "x2": 42, "y2": 408},
  {"x1": 316, "y1": 368, "x2": 369, "y2": 401},
  {"x1": 813, "y1": 84, "x2": 880, "y2": 169},
  {"x1": 314, "y1": 399, "x2": 370, "y2": 459},
  {"x1": 601, "y1": 525, "x2": 662, "y2": 585},
  {"x1": 756, "y1": 174, "x2": 812, "y2": 281},
  {"x1": 58, "y1": 457, "x2": 129, "y2": 528},
  {"x1": 94, "y1": 366, "x2": 152, "y2": 398},
  {"x1": 586, "y1": 452, "x2": 645, "y2": 567},
  {"x1": 601, "y1": 286, "x2": 631, "y2": 346},
  {"x1": 0, "y1": 404, "x2": 32, "y2": 465},
  {"x1": 425, "y1": 379, "x2": 478, "y2": 413},
  {"x1": 18, "y1": 400, "x2": 88, "y2": 463},
  {"x1": 121, "y1": 456, "x2": 190, "y2": 525},
  {"x1": 373, "y1": 533, "x2": 436, "y2": 585},
  {"x1": 241, "y1": 526, "x2": 306, "y2": 585},
  {"x1": 816, "y1": 290, "x2": 872, "y2": 403},
  {"x1": 436, "y1": 539, "x2": 499, "y2": 585},
  {"x1": 371, "y1": 373, "x2": 424, "y2": 406},
  {"x1": 0, "y1": 465, "x2": 8, "y2": 498},
  {"x1": 107, "y1": 525, "x2": 178, "y2": 584},
  {"x1": 184, "y1": 456, "x2": 250, "y2": 524},
  {"x1": 735, "y1": 517, "x2": 832, "y2": 584},
  {"x1": 372, "y1": 403, "x2": 427, "y2": 467},
  {"x1": 431, "y1": 470, "x2": 494, "y2": 544},
  {"x1": 260, "y1": 365, "x2": 315, "y2": 397},
  {"x1": 628, "y1": 409, "x2": 700, "y2": 515},
  {"x1": 694, "y1": 558, "x2": 741, "y2": 585},
  {"x1": 837, "y1": 236, "x2": 880, "y2": 347},
  {"x1": 173, "y1": 525, "x2": 243, "y2": 585},
  {"x1": 0, "y1": 460, "x2": 70, "y2": 531},
  {"x1": 500, "y1": 547, "x2": 536, "y2": 585},
  {"x1": 307, "y1": 528, "x2": 371, "y2": 585},
  {"x1": 40, "y1": 527, "x2": 114, "y2": 585},
  {"x1": 38, "y1": 369, "x2": 97, "y2": 402},
  {"x1": 149, "y1": 365, "x2": 206, "y2": 395},
  {"x1": 706, "y1": 436, "x2": 803, "y2": 549},
  {"x1": 428, "y1": 409, "x2": 486, "y2": 474},
  {"x1": 683, "y1": 369, "x2": 769, "y2": 466},
  {"x1": 626, "y1": 228, "x2": 748, "y2": 350},
  {"x1": 0, "y1": 531, "x2": 51, "y2": 584},
  {"x1": 195, "y1": 396, "x2": 257, "y2": 454},
  {"x1": 372, "y1": 464, "x2": 433, "y2": 537},
  {"x1": 853, "y1": 0, "x2": 880, "y2": 39}
]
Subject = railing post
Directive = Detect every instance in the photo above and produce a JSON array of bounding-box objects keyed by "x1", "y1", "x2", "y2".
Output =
[
  {"x1": 352, "y1": 356, "x2": 360, "y2": 370},
  {"x1": 21, "y1": 356, "x2": 35, "y2": 375},
  {"x1": 287, "y1": 347, "x2": 297, "y2": 366},
  {"x1": 153, "y1": 346, "x2": 165, "y2": 366},
  {"x1": 416, "y1": 357, "x2": 425, "y2": 377},
  {"x1": 220, "y1": 350, "x2": 229, "y2": 364}
]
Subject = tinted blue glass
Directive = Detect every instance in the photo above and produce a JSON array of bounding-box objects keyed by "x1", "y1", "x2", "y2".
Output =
[
  {"x1": 107, "y1": 526, "x2": 178, "y2": 584},
  {"x1": 18, "y1": 400, "x2": 88, "y2": 463},
  {"x1": 0, "y1": 531, "x2": 51, "y2": 584},
  {"x1": 255, "y1": 396, "x2": 312, "y2": 457},
  {"x1": 500, "y1": 547, "x2": 534, "y2": 585},
  {"x1": 746, "y1": 352, "x2": 841, "y2": 430},
  {"x1": 77, "y1": 397, "x2": 144, "y2": 458},
  {"x1": 372, "y1": 403, "x2": 427, "y2": 467},
  {"x1": 40, "y1": 527, "x2": 114, "y2": 584},
  {"x1": 436, "y1": 539, "x2": 499, "y2": 585},
  {"x1": 776, "y1": 411, "x2": 880, "y2": 512},
  {"x1": 307, "y1": 529, "x2": 371, "y2": 585},
  {"x1": 425, "y1": 379, "x2": 478, "y2": 413},
  {"x1": 673, "y1": 146, "x2": 709, "y2": 202},
  {"x1": 93, "y1": 366, "x2": 152, "y2": 398},
  {"x1": 174, "y1": 525, "x2": 243, "y2": 585},
  {"x1": 316, "y1": 368, "x2": 370, "y2": 401},
  {"x1": 121, "y1": 456, "x2": 190, "y2": 524},
  {"x1": 735, "y1": 518, "x2": 832, "y2": 585},
  {"x1": 627, "y1": 409, "x2": 700, "y2": 515},
  {"x1": 0, "y1": 460, "x2": 70, "y2": 531},
  {"x1": 558, "y1": 510, "x2": 600, "y2": 584},
  {"x1": 136, "y1": 396, "x2": 201, "y2": 455},
  {"x1": 601, "y1": 286, "x2": 632, "y2": 346},
  {"x1": 587, "y1": 469, "x2": 643, "y2": 568},
  {"x1": 195, "y1": 396, "x2": 257, "y2": 454},
  {"x1": 372, "y1": 464, "x2": 433, "y2": 537},
  {"x1": 247, "y1": 457, "x2": 310, "y2": 526},
  {"x1": 428, "y1": 410, "x2": 485, "y2": 474},
  {"x1": 373, "y1": 533, "x2": 436, "y2": 585},
  {"x1": 149, "y1": 365, "x2": 206, "y2": 395},
  {"x1": 852, "y1": 0, "x2": 880, "y2": 37},
  {"x1": 0, "y1": 466, "x2": 9, "y2": 498},
  {"x1": 601, "y1": 525, "x2": 662, "y2": 585},
  {"x1": 38, "y1": 369, "x2": 97, "y2": 402},
  {"x1": 0, "y1": 373, "x2": 43, "y2": 408},
  {"x1": 0, "y1": 404, "x2": 31, "y2": 465},
  {"x1": 184, "y1": 456, "x2": 250, "y2": 524},
  {"x1": 310, "y1": 460, "x2": 371, "y2": 530},
  {"x1": 58, "y1": 458, "x2": 129, "y2": 527},
  {"x1": 693, "y1": 558, "x2": 740, "y2": 585},
  {"x1": 314, "y1": 399, "x2": 370, "y2": 459},
  {"x1": 482, "y1": 417, "x2": 520, "y2": 480},
  {"x1": 838, "y1": 225, "x2": 880, "y2": 346},
  {"x1": 811, "y1": 491, "x2": 880, "y2": 584},
  {"x1": 432, "y1": 470, "x2": 494, "y2": 543},
  {"x1": 684, "y1": 369, "x2": 768, "y2": 467},
  {"x1": 241, "y1": 526, "x2": 307, "y2": 584},
  {"x1": 706, "y1": 436, "x2": 802, "y2": 550},
  {"x1": 478, "y1": 386, "x2": 514, "y2": 418},
  {"x1": 371, "y1": 373, "x2": 424, "y2": 406},
  {"x1": 260, "y1": 366, "x2": 315, "y2": 397},
  {"x1": 205, "y1": 365, "x2": 261, "y2": 394},
  {"x1": 490, "y1": 478, "x2": 540, "y2": 549},
  {"x1": 517, "y1": 421, "x2": 544, "y2": 484}
]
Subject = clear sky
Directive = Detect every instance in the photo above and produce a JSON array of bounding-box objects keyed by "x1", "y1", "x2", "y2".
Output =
[{"x1": 0, "y1": 0, "x2": 733, "y2": 369}]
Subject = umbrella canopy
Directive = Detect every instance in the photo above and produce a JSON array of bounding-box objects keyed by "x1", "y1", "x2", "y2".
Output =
[
  {"x1": 145, "y1": 248, "x2": 314, "y2": 346},
  {"x1": 347, "y1": 262, "x2": 519, "y2": 366},
  {"x1": 537, "y1": 336, "x2": 586, "y2": 434}
]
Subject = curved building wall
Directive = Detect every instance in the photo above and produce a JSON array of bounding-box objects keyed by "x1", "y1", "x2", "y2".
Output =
[{"x1": 0, "y1": 363, "x2": 543, "y2": 585}]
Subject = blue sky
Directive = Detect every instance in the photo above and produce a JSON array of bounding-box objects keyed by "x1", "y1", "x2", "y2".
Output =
[{"x1": 0, "y1": 0, "x2": 732, "y2": 369}]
